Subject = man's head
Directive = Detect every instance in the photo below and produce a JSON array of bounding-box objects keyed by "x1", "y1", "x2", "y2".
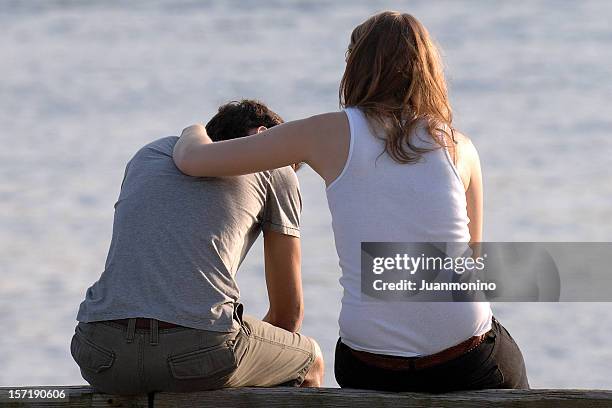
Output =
[{"x1": 205, "y1": 99, "x2": 284, "y2": 142}]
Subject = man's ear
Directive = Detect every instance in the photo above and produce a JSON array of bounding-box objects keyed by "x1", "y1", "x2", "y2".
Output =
[{"x1": 256, "y1": 126, "x2": 267, "y2": 134}]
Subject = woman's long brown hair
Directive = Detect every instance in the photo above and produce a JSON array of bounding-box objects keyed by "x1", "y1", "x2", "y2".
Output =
[{"x1": 340, "y1": 11, "x2": 456, "y2": 164}]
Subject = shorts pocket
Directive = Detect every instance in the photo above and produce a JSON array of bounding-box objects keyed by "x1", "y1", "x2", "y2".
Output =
[
  {"x1": 168, "y1": 341, "x2": 237, "y2": 380},
  {"x1": 71, "y1": 331, "x2": 115, "y2": 374}
]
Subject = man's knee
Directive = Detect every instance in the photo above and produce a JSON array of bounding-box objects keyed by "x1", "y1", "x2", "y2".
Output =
[{"x1": 302, "y1": 339, "x2": 324, "y2": 387}]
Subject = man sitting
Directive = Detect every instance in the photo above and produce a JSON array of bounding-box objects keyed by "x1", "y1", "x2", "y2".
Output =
[{"x1": 72, "y1": 100, "x2": 324, "y2": 394}]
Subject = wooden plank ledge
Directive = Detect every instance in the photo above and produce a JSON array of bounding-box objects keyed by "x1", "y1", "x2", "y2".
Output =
[{"x1": 2, "y1": 386, "x2": 612, "y2": 407}]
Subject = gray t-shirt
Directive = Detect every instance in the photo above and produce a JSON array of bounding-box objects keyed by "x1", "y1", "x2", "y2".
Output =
[{"x1": 77, "y1": 136, "x2": 301, "y2": 332}]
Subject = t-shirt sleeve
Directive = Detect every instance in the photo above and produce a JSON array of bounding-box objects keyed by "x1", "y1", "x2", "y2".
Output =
[{"x1": 262, "y1": 167, "x2": 302, "y2": 238}]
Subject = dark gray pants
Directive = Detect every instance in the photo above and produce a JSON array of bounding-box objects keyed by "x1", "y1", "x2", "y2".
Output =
[{"x1": 335, "y1": 317, "x2": 529, "y2": 392}]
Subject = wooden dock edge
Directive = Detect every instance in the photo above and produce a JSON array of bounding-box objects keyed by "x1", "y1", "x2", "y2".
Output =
[{"x1": 2, "y1": 386, "x2": 612, "y2": 407}]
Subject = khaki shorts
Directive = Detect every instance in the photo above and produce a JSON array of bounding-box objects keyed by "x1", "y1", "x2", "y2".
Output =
[{"x1": 71, "y1": 313, "x2": 316, "y2": 394}]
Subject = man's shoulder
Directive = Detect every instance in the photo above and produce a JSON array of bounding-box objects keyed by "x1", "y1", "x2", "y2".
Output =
[
  {"x1": 266, "y1": 166, "x2": 300, "y2": 190},
  {"x1": 262, "y1": 167, "x2": 302, "y2": 216},
  {"x1": 126, "y1": 136, "x2": 179, "y2": 168},
  {"x1": 138, "y1": 136, "x2": 179, "y2": 156}
]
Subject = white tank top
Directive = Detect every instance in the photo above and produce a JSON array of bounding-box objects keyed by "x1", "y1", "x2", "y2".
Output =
[{"x1": 326, "y1": 107, "x2": 492, "y2": 357}]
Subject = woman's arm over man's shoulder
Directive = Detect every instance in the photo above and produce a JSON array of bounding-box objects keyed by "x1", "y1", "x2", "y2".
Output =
[{"x1": 172, "y1": 112, "x2": 350, "y2": 185}]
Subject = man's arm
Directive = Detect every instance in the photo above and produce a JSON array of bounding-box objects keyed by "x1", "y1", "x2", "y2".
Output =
[{"x1": 262, "y1": 229, "x2": 304, "y2": 332}]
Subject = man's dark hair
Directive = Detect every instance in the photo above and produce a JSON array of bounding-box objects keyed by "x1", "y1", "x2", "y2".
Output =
[{"x1": 205, "y1": 99, "x2": 284, "y2": 142}]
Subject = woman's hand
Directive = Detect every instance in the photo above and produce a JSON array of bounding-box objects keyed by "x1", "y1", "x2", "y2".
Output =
[{"x1": 173, "y1": 124, "x2": 213, "y2": 176}]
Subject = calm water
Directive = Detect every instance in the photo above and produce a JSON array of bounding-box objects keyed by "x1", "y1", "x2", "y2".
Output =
[{"x1": 1, "y1": 0, "x2": 611, "y2": 388}]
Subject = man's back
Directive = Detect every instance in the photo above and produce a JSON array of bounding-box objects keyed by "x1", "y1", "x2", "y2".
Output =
[{"x1": 77, "y1": 136, "x2": 301, "y2": 332}]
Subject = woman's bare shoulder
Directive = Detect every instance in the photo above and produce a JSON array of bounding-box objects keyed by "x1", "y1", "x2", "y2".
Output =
[
  {"x1": 304, "y1": 111, "x2": 349, "y2": 129},
  {"x1": 453, "y1": 129, "x2": 474, "y2": 146},
  {"x1": 453, "y1": 129, "x2": 479, "y2": 159},
  {"x1": 450, "y1": 128, "x2": 481, "y2": 190},
  {"x1": 304, "y1": 111, "x2": 351, "y2": 185}
]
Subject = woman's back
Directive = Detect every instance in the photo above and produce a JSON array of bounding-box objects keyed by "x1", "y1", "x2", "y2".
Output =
[{"x1": 326, "y1": 107, "x2": 492, "y2": 356}]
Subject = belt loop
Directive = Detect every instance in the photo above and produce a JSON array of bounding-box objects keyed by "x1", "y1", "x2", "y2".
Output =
[
  {"x1": 150, "y1": 319, "x2": 159, "y2": 346},
  {"x1": 233, "y1": 302, "x2": 249, "y2": 335},
  {"x1": 233, "y1": 303, "x2": 244, "y2": 324},
  {"x1": 126, "y1": 318, "x2": 136, "y2": 343}
]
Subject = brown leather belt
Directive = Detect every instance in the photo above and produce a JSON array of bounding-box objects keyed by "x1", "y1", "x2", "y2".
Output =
[
  {"x1": 349, "y1": 332, "x2": 489, "y2": 371},
  {"x1": 110, "y1": 318, "x2": 181, "y2": 330}
]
